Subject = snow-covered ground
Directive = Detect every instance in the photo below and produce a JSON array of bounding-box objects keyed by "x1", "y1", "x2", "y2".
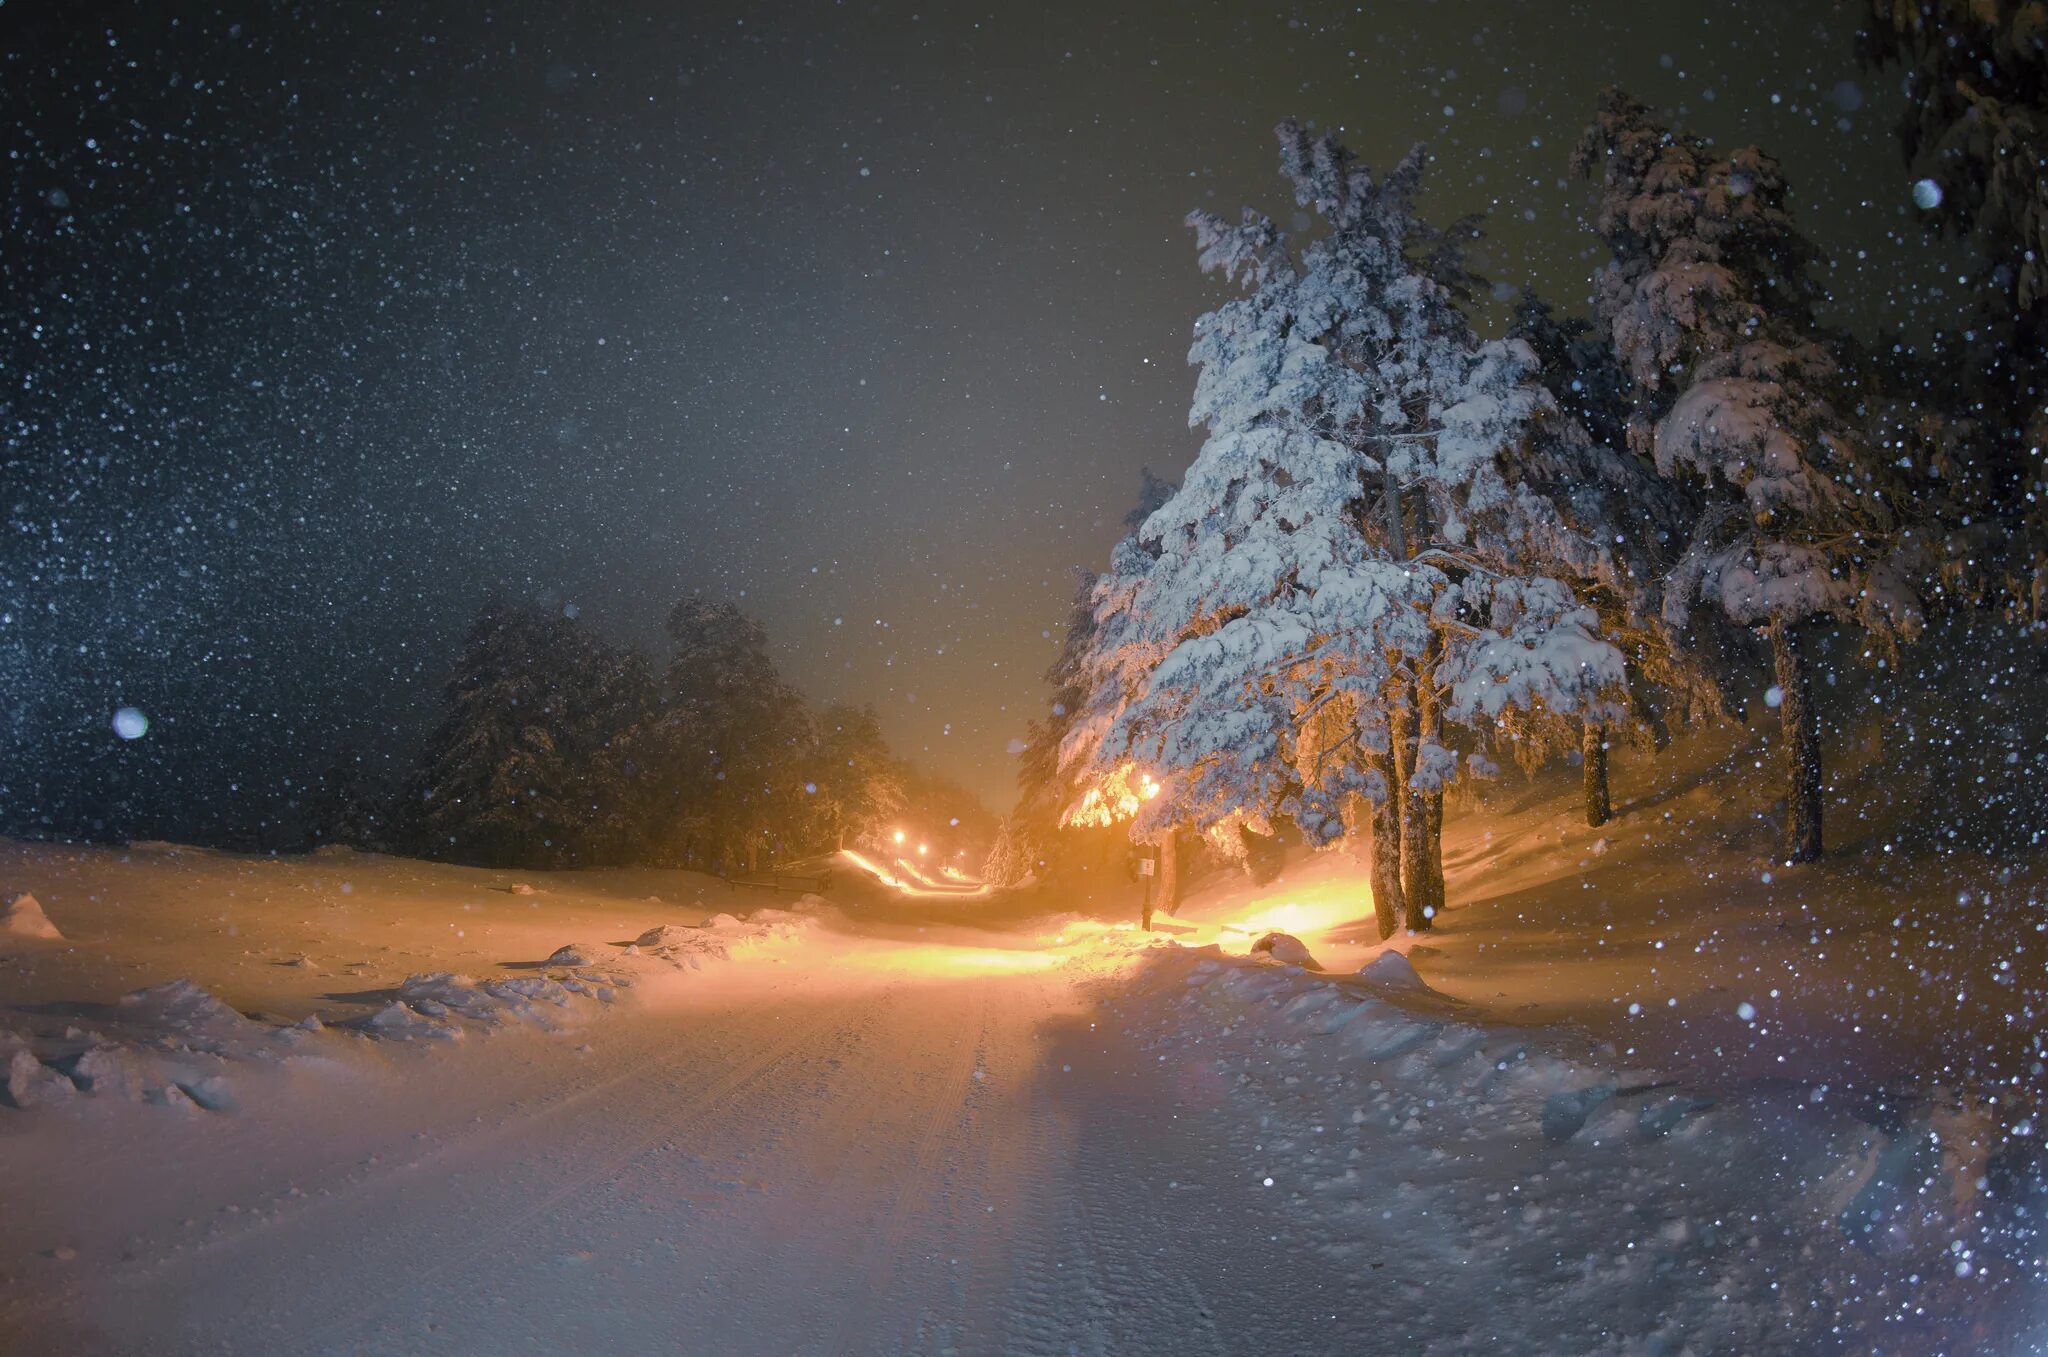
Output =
[{"x1": 2, "y1": 689, "x2": 2044, "y2": 1357}]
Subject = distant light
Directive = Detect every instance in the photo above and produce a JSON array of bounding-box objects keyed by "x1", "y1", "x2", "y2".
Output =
[
  {"x1": 918, "y1": 844, "x2": 928, "y2": 855},
  {"x1": 112, "y1": 707, "x2": 149, "y2": 740},
  {"x1": 1912, "y1": 178, "x2": 1943, "y2": 210},
  {"x1": 893, "y1": 830, "x2": 906, "y2": 844}
]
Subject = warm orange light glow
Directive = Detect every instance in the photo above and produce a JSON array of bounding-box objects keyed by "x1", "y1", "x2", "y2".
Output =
[
  {"x1": 841, "y1": 847, "x2": 909, "y2": 890},
  {"x1": 893, "y1": 830, "x2": 907, "y2": 845},
  {"x1": 1065, "y1": 763, "x2": 1164, "y2": 828},
  {"x1": 837, "y1": 848, "x2": 991, "y2": 899},
  {"x1": 846, "y1": 943, "x2": 1061, "y2": 977},
  {"x1": 1222, "y1": 878, "x2": 1374, "y2": 946}
]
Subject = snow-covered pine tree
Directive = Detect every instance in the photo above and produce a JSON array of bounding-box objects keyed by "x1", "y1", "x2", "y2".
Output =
[
  {"x1": 1257, "y1": 128, "x2": 1633, "y2": 926},
  {"x1": 636, "y1": 595, "x2": 813, "y2": 874},
  {"x1": 1574, "y1": 88, "x2": 1924, "y2": 862},
  {"x1": 1060, "y1": 136, "x2": 1432, "y2": 927},
  {"x1": 981, "y1": 818, "x2": 1035, "y2": 889},
  {"x1": 304, "y1": 753, "x2": 394, "y2": 852},
  {"x1": 807, "y1": 703, "x2": 907, "y2": 852},
  {"x1": 1378, "y1": 334, "x2": 1631, "y2": 918},
  {"x1": 1068, "y1": 122, "x2": 1628, "y2": 934},
  {"x1": 1507, "y1": 296, "x2": 1737, "y2": 825},
  {"x1": 402, "y1": 596, "x2": 647, "y2": 868}
]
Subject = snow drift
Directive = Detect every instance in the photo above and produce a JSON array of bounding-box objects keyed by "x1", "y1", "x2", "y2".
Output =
[{"x1": 1125, "y1": 944, "x2": 2043, "y2": 1352}]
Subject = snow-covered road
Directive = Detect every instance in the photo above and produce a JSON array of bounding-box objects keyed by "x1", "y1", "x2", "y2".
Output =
[{"x1": 4, "y1": 937, "x2": 1370, "y2": 1357}]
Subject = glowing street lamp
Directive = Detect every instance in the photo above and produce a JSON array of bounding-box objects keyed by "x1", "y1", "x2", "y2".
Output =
[
  {"x1": 1065, "y1": 763, "x2": 1164, "y2": 828},
  {"x1": 893, "y1": 830, "x2": 906, "y2": 845}
]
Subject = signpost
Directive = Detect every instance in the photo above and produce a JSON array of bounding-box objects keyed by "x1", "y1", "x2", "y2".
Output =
[{"x1": 1136, "y1": 844, "x2": 1159, "y2": 931}]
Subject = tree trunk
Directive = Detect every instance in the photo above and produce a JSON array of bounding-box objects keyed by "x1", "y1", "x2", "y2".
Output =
[
  {"x1": 1582, "y1": 720, "x2": 1611, "y2": 828},
  {"x1": 1400, "y1": 659, "x2": 1449, "y2": 933},
  {"x1": 1393, "y1": 700, "x2": 1422, "y2": 922},
  {"x1": 1769, "y1": 617, "x2": 1823, "y2": 862},
  {"x1": 1421, "y1": 790, "x2": 1444, "y2": 924},
  {"x1": 1406, "y1": 653, "x2": 1446, "y2": 931},
  {"x1": 1364, "y1": 754, "x2": 1404, "y2": 940}
]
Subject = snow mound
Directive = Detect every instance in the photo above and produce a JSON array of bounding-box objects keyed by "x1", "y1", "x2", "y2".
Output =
[
  {"x1": 66, "y1": 1044, "x2": 151, "y2": 1099},
  {"x1": 1248, "y1": 931, "x2": 1322, "y2": 970},
  {"x1": 626, "y1": 925, "x2": 730, "y2": 970},
  {"x1": 346, "y1": 906, "x2": 831, "y2": 1046},
  {"x1": 482, "y1": 976, "x2": 573, "y2": 1008},
  {"x1": 355, "y1": 972, "x2": 585, "y2": 1041},
  {"x1": 118, "y1": 978, "x2": 250, "y2": 1033},
  {"x1": 545, "y1": 941, "x2": 623, "y2": 967},
  {"x1": 1353, "y1": 950, "x2": 1430, "y2": 993},
  {"x1": 633, "y1": 923, "x2": 717, "y2": 951},
  {"x1": 1540, "y1": 1080, "x2": 1619, "y2": 1143},
  {"x1": 2, "y1": 981, "x2": 296, "y2": 1115},
  {"x1": 2, "y1": 1039, "x2": 72, "y2": 1108},
  {"x1": 361, "y1": 1000, "x2": 462, "y2": 1042},
  {"x1": 396, "y1": 973, "x2": 503, "y2": 1023},
  {"x1": 109, "y1": 979, "x2": 276, "y2": 1062},
  {"x1": 576, "y1": 906, "x2": 828, "y2": 978},
  {"x1": 2, "y1": 891, "x2": 62, "y2": 941}
]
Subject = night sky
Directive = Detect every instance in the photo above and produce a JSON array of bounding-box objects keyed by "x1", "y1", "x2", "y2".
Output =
[{"x1": 1, "y1": 0, "x2": 1963, "y2": 841}]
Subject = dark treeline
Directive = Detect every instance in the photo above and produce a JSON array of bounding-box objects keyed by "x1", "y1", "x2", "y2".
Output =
[{"x1": 291, "y1": 592, "x2": 990, "y2": 873}]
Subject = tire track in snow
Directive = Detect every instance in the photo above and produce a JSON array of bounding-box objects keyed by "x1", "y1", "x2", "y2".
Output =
[
  {"x1": 315, "y1": 995, "x2": 871, "y2": 1355},
  {"x1": 1062, "y1": 1103, "x2": 1232, "y2": 1357},
  {"x1": 989, "y1": 1121, "x2": 1119, "y2": 1357},
  {"x1": 720, "y1": 977, "x2": 987, "y2": 1356},
  {"x1": 829, "y1": 979, "x2": 988, "y2": 1350},
  {"x1": 630, "y1": 977, "x2": 951, "y2": 1351},
  {"x1": 968, "y1": 984, "x2": 1232, "y2": 1357}
]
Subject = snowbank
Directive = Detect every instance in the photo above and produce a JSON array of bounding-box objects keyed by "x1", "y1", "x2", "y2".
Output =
[
  {"x1": 0, "y1": 894, "x2": 843, "y2": 1111},
  {"x1": 358, "y1": 900, "x2": 835, "y2": 1042},
  {"x1": 1121, "y1": 946, "x2": 2044, "y2": 1352},
  {"x1": 0, "y1": 977, "x2": 309, "y2": 1114},
  {"x1": 540, "y1": 897, "x2": 831, "y2": 985},
  {"x1": 348, "y1": 972, "x2": 585, "y2": 1041}
]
